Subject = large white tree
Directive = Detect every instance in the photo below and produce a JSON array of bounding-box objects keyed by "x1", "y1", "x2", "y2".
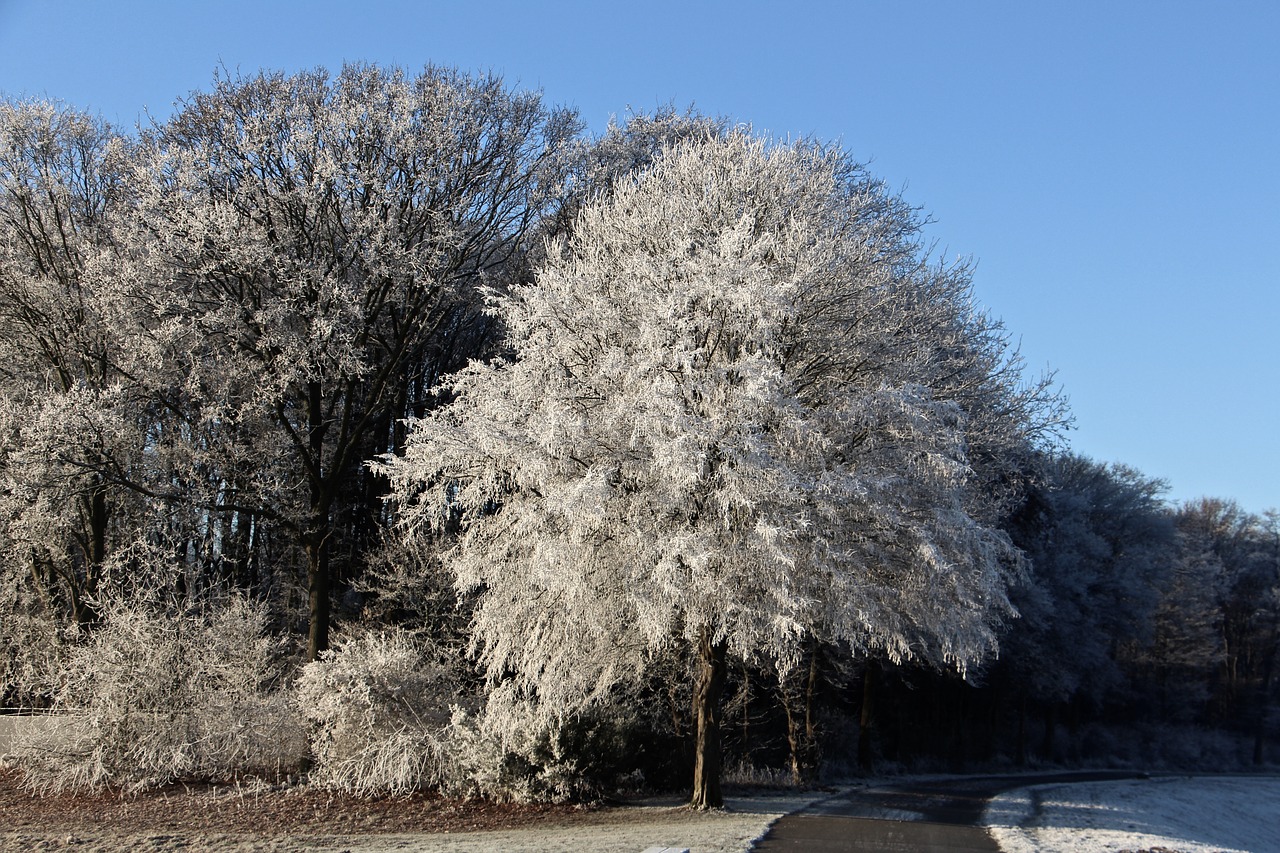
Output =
[{"x1": 384, "y1": 131, "x2": 1056, "y2": 807}]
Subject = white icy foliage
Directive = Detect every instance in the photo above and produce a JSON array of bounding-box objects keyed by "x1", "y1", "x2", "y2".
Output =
[
  {"x1": 296, "y1": 629, "x2": 455, "y2": 796},
  {"x1": 387, "y1": 132, "x2": 1020, "y2": 714},
  {"x1": 11, "y1": 594, "x2": 303, "y2": 793}
]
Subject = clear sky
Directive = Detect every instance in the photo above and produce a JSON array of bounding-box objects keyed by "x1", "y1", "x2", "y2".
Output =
[{"x1": 1, "y1": 0, "x2": 1276, "y2": 513}]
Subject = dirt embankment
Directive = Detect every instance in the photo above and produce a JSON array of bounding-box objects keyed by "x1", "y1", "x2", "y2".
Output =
[
  {"x1": 0, "y1": 768, "x2": 812, "y2": 853},
  {"x1": 0, "y1": 767, "x2": 594, "y2": 847}
]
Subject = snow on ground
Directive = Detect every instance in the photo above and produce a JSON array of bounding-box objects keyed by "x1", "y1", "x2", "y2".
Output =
[{"x1": 984, "y1": 776, "x2": 1280, "y2": 853}]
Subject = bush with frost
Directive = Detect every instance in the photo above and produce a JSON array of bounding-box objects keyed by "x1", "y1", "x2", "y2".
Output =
[
  {"x1": 9, "y1": 595, "x2": 303, "y2": 792},
  {"x1": 0, "y1": 602, "x2": 71, "y2": 709},
  {"x1": 295, "y1": 628, "x2": 457, "y2": 796},
  {"x1": 445, "y1": 682, "x2": 651, "y2": 803}
]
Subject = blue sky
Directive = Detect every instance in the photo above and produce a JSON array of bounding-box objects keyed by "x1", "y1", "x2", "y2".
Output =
[{"x1": 1, "y1": 0, "x2": 1276, "y2": 513}]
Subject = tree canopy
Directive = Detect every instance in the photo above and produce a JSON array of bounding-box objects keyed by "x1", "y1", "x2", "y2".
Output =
[{"x1": 383, "y1": 131, "x2": 1060, "y2": 805}]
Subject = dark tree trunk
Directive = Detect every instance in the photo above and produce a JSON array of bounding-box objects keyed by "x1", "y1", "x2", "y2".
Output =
[
  {"x1": 304, "y1": 379, "x2": 334, "y2": 662},
  {"x1": 782, "y1": 691, "x2": 803, "y2": 784},
  {"x1": 782, "y1": 647, "x2": 820, "y2": 784},
  {"x1": 89, "y1": 481, "x2": 107, "y2": 579},
  {"x1": 235, "y1": 511, "x2": 257, "y2": 589},
  {"x1": 690, "y1": 627, "x2": 728, "y2": 809},
  {"x1": 805, "y1": 650, "x2": 818, "y2": 764},
  {"x1": 1016, "y1": 692, "x2": 1028, "y2": 767},
  {"x1": 1041, "y1": 702, "x2": 1057, "y2": 761},
  {"x1": 1067, "y1": 694, "x2": 1082, "y2": 762},
  {"x1": 1254, "y1": 623, "x2": 1278, "y2": 765},
  {"x1": 951, "y1": 683, "x2": 969, "y2": 768},
  {"x1": 858, "y1": 663, "x2": 876, "y2": 772},
  {"x1": 305, "y1": 523, "x2": 331, "y2": 662},
  {"x1": 74, "y1": 476, "x2": 109, "y2": 628}
]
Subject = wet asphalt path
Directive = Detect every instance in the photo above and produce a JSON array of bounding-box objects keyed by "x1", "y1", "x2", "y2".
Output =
[{"x1": 751, "y1": 771, "x2": 1144, "y2": 852}]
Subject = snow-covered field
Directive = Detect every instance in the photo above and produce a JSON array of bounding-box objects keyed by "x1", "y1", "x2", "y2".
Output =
[{"x1": 984, "y1": 776, "x2": 1280, "y2": 853}]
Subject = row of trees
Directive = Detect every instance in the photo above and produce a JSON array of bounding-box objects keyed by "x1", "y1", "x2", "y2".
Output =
[
  {"x1": 1, "y1": 64, "x2": 1275, "y2": 806},
  {"x1": 850, "y1": 471, "x2": 1279, "y2": 776},
  {"x1": 0, "y1": 64, "x2": 585, "y2": 661}
]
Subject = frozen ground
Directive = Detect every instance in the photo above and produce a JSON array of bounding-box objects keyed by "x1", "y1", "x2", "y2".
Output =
[
  {"x1": 0, "y1": 789, "x2": 825, "y2": 853},
  {"x1": 984, "y1": 775, "x2": 1280, "y2": 853},
  {"x1": 317, "y1": 791, "x2": 824, "y2": 853}
]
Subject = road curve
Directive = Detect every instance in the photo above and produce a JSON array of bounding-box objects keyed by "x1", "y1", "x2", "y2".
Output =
[{"x1": 751, "y1": 771, "x2": 1143, "y2": 852}]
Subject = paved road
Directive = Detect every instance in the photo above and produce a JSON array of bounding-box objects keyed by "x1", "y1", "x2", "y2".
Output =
[{"x1": 752, "y1": 771, "x2": 1143, "y2": 852}]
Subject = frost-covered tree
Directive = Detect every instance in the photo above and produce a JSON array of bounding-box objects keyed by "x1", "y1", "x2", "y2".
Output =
[
  {"x1": 121, "y1": 64, "x2": 580, "y2": 659},
  {"x1": 0, "y1": 99, "x2": 134, "y2": 648},
  {"x1": 534, "y1": 105, "x2": 727, "y2": 249},
  {"x1": 384, "y1": 132, "x2": 1056, "y2": 806},
  {"x1": 999, "y1": 455, "x2": 1173, "y2": 760}
]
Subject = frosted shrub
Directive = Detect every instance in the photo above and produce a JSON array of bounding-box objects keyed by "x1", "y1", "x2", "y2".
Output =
[
  {"x1": 445, "y1": 684, "x2": 646, "y2": 802},
  {"x1": 11, "y1": 595, "x2": 304, "y2": 792},
  {"x1": 0, "y1": 605, "x2": 71, "y2": 708},
  {"x1": 295, "y1": 629, "x2": 455, "y2": 796}
]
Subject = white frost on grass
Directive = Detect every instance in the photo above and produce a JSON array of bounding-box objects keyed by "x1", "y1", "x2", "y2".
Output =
[{"x1": 985, "y1": 776, "x2": 1280, "y2": 853}]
